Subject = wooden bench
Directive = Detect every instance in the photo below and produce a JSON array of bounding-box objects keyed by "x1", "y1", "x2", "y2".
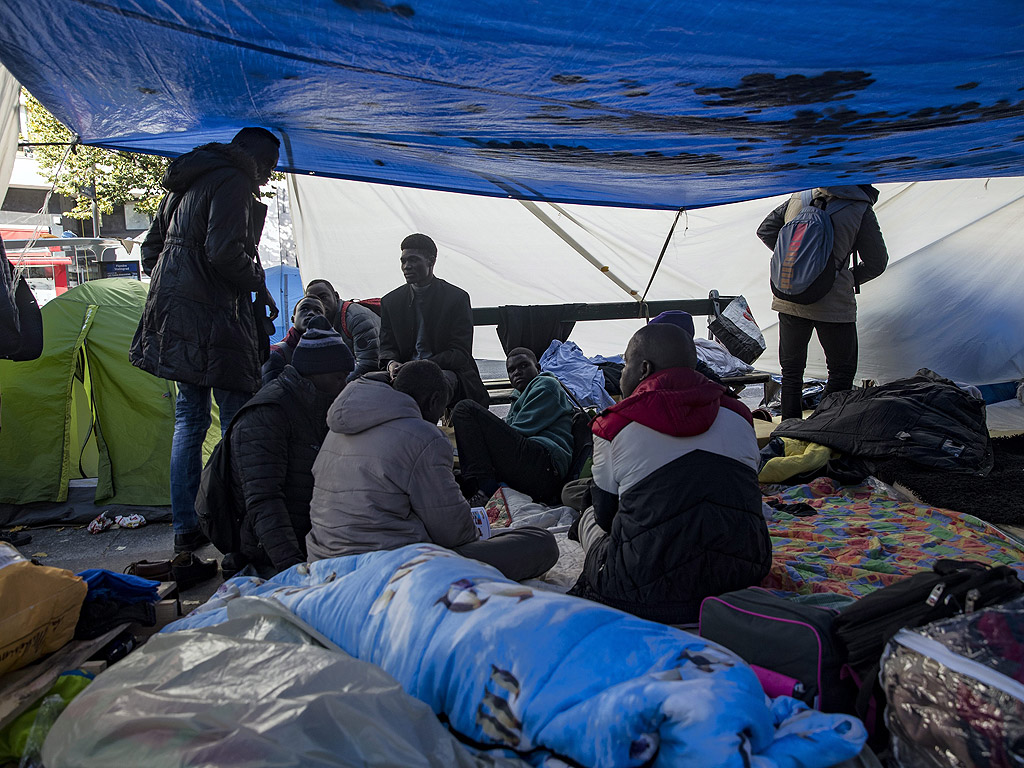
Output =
[{"x1": 471, "y1": 293, "x2": 770, "y2": 404}]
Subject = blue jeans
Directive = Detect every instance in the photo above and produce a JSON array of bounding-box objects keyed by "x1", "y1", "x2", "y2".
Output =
[{"x1": 169, "y1": 383, "x2": 250, "y2": 535}]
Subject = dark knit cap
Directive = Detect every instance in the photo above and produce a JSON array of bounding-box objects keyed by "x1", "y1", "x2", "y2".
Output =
[
  {"x1": 648, "y1": 310, "x2": 695, "y2": 338},
  {"x1": 291, "y1": 325, "x2": 355, "y2": 376}
]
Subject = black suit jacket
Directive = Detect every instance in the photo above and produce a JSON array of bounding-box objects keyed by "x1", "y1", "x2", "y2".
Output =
[{"x1": 378, "y1": 277, "x2": 489, "y2": 406}]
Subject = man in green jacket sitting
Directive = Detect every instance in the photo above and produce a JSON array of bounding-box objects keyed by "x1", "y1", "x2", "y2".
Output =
[{"x1": 452, "y1": 347, "x2": 575, "y2": 506}]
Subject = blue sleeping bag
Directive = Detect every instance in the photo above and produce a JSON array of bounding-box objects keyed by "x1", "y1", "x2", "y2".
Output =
[{"x1": 168, "y1": 544, "x2": 865, "y2": 767}]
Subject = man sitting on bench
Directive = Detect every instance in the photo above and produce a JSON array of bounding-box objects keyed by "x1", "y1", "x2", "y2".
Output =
[
  {"x1": 452, "y1": 347, "x2": 575, "y2": 506},
  {"x1": 378, "y1": 233, "x2": 489, "y2": 407},
  {"x1": 568, "y1": 323, "x2": 771, "y2": 624}
]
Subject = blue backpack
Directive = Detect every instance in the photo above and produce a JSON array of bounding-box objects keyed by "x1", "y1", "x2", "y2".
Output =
[{"x1": 770, "y1": 193, "x2": 852, "y2": 305}]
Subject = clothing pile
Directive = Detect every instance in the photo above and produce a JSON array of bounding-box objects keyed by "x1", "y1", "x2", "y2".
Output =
[
  {"x1": 772, "y1": 369, "x2": 993, "y2": 478},
  {"x1": 539, "y1": 340, "x2": 617, "y2": 409},
  {"x1": 694, "y1": 337, "x2": 754, "y2": 378},
  {"x1": 74, "y1": 569, "x2": 161, "y2": 640}
]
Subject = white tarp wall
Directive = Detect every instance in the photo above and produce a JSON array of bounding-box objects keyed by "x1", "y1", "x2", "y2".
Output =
[
  {"x1": 290, "y1": 175, "x2": 1024, "y2": 389},
  {"x1": 0, "y1": 63, "x2": 19, "y2": 203}
]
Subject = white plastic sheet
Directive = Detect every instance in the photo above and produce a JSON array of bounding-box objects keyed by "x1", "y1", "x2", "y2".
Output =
[
  {"x1": 42, "y1": 601, "x2": 525, "y2": 768},
  {"x1": 292, "y1": 175, "x2": 1024, "y2": 400}
]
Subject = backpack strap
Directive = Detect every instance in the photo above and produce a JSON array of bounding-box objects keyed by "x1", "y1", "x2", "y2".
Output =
[{"x1": 340, "y1": 300, "x2": 352, "y2": 339}]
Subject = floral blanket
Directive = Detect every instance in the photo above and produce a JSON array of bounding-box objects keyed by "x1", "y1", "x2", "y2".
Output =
[{"x1": 765, "y1": 478, "x2": 1024, "y2": 597}]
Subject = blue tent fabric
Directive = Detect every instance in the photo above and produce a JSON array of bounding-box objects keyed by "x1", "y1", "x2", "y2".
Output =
[
  {"x1": 1, "y1": 1, "x2": 1021, "y2": 210},
  {"x1": 264, "y1": 265, "x2": 303, "y2": 344},
  {"x1": 166, "y1": 544, "x2": 867, "y2": 767}
]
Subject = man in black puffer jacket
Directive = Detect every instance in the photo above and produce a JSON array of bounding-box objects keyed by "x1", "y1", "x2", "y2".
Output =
[
  {"x1": 131, "y1": 127, "x2": 281, "y2": 555},
  {"x1": 228, "y1": 321, "x2": 354, "y2": 576},
  {"x1": 568, "y1": 323, "x2": 771, "y2": 624}
]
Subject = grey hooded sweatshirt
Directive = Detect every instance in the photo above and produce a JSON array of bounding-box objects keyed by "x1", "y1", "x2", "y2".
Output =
[
  {"x1": 758, "y1": 184, "x2": 889, "y2": 323},
  {"x1": 305, "y1": 376, "x2": 477, "y2": 561}
]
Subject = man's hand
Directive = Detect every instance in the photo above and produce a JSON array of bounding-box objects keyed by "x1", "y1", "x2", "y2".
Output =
[
  {"x1": 387, "y1": 361, "x2": 403, "y2": 380},
  {"x1": 265, "y1": 292, "x2": 279, "y2": 322}
]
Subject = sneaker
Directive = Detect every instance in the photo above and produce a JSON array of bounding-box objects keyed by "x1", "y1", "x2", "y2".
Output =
[
  {"x1": 124, "y1": 559, "x2": 173, "y2": 581},
  {"x1": 173, "y1": 529, "x2": 210, "y2": 554},
  {"x1": 171, "y1": 552, "x2": 218, "y2": 590}
]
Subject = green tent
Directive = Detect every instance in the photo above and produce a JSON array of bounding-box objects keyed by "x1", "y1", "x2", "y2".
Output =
[{"x1": 0, "y1": 278, "x2": 176, "y2": 505}]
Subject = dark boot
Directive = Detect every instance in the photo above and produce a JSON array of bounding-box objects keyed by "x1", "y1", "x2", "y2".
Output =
[{"x1": 171, "y1": 552, "x2": 218, "y2": 590}]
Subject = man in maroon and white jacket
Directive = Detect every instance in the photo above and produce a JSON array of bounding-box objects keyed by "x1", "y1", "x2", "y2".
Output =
[{"x1": 568, "y1": 323, "x2": 771, "y2": 624}]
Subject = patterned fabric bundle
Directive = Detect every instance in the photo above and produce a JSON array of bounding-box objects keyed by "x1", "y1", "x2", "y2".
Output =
[{"x1": 167, "y1": 544, "x2": 866, "y2": 767}]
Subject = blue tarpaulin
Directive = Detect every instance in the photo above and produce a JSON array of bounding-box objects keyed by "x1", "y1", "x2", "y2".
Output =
[{"x1": 0, "y1": 1, "x2": 1021, "y2": 209}]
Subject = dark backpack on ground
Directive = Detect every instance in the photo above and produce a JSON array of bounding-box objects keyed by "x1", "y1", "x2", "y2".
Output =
[
  {"x1": 834, "y1": 559, "x2": 1024, "y2": 745},
  {"x1": 770, "y1": 193, "x2": 853, "y2": 305},
  {"x1": 699, "y1": 588, "x2": 856, "y2": 712}
]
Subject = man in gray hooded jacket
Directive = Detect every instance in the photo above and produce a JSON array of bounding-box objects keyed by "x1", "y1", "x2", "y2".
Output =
[
  {"x1": 757, "y1": 185, "x2": 889, "y2": 420},
  {"x1": 306, "y1": 360, "x2": 557, "y2": 581}
]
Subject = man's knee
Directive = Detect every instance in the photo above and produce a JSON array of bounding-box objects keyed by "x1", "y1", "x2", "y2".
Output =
[
  {"x1": 518, "y1": 526, "x2": 559, "y2": 574},
  {"x1": 498, "y1": 526, "x2": 559, "y2": 576},
  {"x1": 451, "y1": 398, "x2": 487, "y2": 423},
  {"x1": 561, "y1": 478, "x2": 593, "y2": 512}
]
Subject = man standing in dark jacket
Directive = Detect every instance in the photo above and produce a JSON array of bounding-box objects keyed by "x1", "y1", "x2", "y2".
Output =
[
  {"x1": 568, "y1": 323, "x2": 770, "y2": 624},
  {"x1": 379, "y1": 234, "x2": 489, "y2": 407},
  {"x1": 227, "y1": 322, "x2": 354, "y2": 576},
  {"x1": 304, "y1": 278, "x2": 381, "y2": 381},
  {"x1": 130, "y1": 127, "x2": 281, "y2": 554},
  {"x1": 757, "y1": 185, "x2": 889, "y2": 420}
]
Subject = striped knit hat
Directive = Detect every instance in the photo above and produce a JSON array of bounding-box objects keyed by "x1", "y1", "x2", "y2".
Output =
[{"x1": 291, "y1": 321, "x2": 355, "y2": 376}]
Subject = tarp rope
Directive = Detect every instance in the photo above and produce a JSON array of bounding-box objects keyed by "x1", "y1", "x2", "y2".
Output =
[
  {"x1": 639, "y1": 207, "x2": 686, "y2": 307},
  {"x1": 6, "y1": 136, "x2": 79, "y2": 299}
]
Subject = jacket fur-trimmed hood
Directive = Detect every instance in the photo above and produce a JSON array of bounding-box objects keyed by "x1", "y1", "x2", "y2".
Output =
[{"x1": 162, "y1": 142, "x2": 259, "y2": 194}]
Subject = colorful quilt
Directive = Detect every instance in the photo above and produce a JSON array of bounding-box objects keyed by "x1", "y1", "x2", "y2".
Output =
[{"x1": 765, "y1": 478, "x2": 1024, "y2": 597}]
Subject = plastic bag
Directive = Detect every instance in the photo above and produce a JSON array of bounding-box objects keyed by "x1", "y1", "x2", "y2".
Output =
[
  {"x1": 709, "y1": 295, "x2": 766, "y2": 365},
  {"x1": 881, "y1": 597, "x2": 1024, "y2": 767},
  {"x1": 42, "y1": 605, "x2": 524, "y2": 768}
]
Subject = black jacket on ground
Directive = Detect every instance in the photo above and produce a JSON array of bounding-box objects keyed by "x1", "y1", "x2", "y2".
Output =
[
  {"x1": 130, "y1": 143, "x2": 269, "y2": 393},
  {"x1": 378, "y1": 277, "x2": 488, "y2": 406},
  {"x1": 773, "y1": 369, "x2": 992, "y2": 475},
  {"x1": 230, "y1": 364, "x2": 331, "y2": 571}
]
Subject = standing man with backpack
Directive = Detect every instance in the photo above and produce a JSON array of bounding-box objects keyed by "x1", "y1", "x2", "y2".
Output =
[{"x1": 758, "y1": 185, "x2": 889, "y2": 420}]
